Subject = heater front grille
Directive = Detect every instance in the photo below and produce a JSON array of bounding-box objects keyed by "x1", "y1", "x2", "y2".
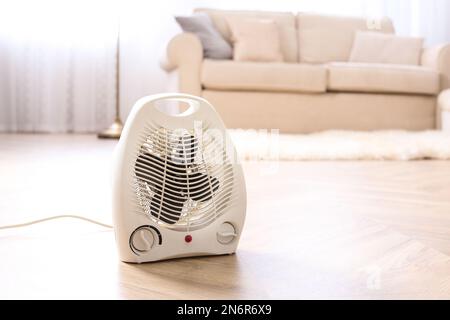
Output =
[{"x1": 133, "y1": 123, "x2": 236, "y2": 232}]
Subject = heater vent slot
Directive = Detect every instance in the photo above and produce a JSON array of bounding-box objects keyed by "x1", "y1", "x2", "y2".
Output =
[{"x1": 133, "y1": 123, "x2": 236, "y2": 232}]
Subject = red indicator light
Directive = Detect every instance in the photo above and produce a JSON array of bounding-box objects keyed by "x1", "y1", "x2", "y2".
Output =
[{"x1": 185, "y1": 235, "x2": 192, "y2": 243}]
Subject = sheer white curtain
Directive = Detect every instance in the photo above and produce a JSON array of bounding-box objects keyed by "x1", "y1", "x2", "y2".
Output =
[
  {"x1": 358, "y1": 0, "x2": 450, "y2": 45},
  {"x1": 0, "y1": 0, "x2": 117, "y2": 133}
]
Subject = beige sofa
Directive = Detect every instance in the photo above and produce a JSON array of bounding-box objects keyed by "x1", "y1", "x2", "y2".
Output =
[{"x1": 164, "y1": 8, "x2": 450, "y2": 133}]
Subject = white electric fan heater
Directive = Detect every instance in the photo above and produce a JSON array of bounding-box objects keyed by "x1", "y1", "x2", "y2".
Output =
[{"x1": 112, "y1": 93, "x2": 246, "y2": 263}]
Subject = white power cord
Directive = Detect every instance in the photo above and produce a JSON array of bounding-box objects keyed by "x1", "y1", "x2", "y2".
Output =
[{"x1": 0, "y1": 215, "x2": 113, "y2": 230}]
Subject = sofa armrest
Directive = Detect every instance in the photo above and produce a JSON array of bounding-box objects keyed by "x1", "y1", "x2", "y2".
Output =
[
  {"x1": 164, "y1": 32, "x2": 203, "y2": 96},
  {"x1": 421, "y1": 44, "x2": 450, "y2": 90}
]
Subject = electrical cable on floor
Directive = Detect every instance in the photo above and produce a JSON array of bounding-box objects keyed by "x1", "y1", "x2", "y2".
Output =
[{"x1": 0, "y1": 215, "x2": 113, "y2": 230}]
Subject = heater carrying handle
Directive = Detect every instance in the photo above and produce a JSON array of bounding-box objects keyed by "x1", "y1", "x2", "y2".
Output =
[
  {"x1": 130, "y1": 93, "x2": 217, "y2": 122},
  {"x1": 149, "y1": 93, "x2": 212, "y2": 118}
]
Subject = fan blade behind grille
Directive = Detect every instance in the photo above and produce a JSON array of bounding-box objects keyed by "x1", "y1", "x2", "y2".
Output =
[{"x1": 135, "y1": 135, "x2": 220, "y2": 225}]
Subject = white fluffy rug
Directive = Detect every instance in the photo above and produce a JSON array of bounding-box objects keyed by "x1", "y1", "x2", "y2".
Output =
[{"x1": 228, "y1": 129, "x2": 450, "y2": 161}]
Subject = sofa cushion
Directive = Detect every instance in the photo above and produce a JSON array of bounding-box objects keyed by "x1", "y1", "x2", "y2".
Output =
[
  {"x1": 327, "y1": 62, "x2": 440, "y2": 95},
  {"x1": 175, "y1": 13, "x2": 233, "y2": 59},
  {"x1": 297, "y1": 13, "x2": 395, "y2": 63},
  {"x1": 201, "y1": 59, "x2": 327, "y2": 93},
  {"x1": 195, "y1": 8, "x2": 297, "y2": 63},
  {"x1": 226, "y1": 17, "x2": 283, "y2": 62},
  {"x1": 350, "y1": 31, "x2": 423, "y2": 65}
]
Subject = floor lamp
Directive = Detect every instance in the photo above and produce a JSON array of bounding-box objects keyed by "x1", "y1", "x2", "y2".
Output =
[{"x1": 98, "y1": 23, "x2": 123, "y2": 139}]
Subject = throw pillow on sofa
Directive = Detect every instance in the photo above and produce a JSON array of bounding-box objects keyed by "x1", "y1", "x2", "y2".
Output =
[
  {"x1": 226, "y1": 17, "x2": 283, "y2": 62},
  {"x1": 175, "y1": 13, "x2": 233, "y2": 59},
  {"x1": 349, "y1": 31, "x2": 423, "y2": 65}
]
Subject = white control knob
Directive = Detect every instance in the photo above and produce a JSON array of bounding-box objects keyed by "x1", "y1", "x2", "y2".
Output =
[
  {"x1": 217, "y1": 222, "x2": 237, "y2": 244},
  {"x1": 131, "y1": 227, "x2": 155, "y2": 252}
]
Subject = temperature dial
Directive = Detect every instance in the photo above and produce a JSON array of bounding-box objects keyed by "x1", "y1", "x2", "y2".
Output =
[{"x1": 130, "y1": 226, "x2": 155, "y2": 253}]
